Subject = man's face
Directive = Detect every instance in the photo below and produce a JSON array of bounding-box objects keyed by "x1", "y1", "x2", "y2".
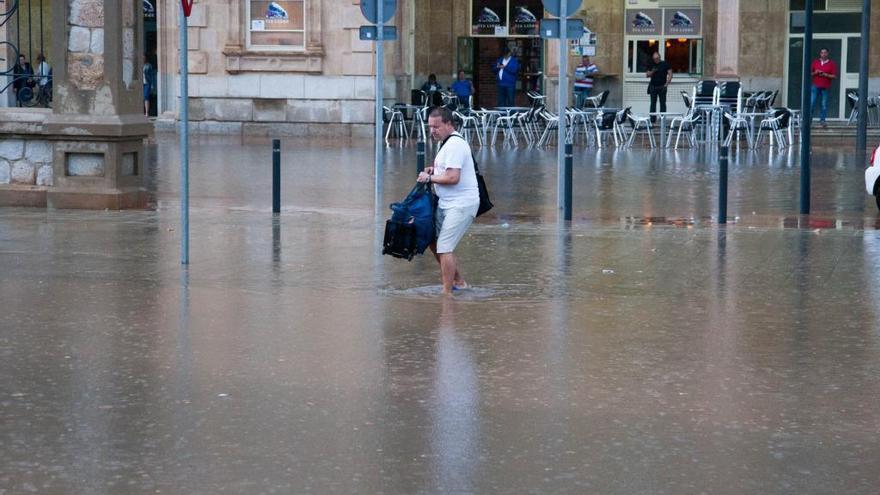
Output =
[
  {"x1": 652, "y1": 53, "x2": 660, "y2": 64},
  {"x1": 18, "y1": 56, "x2": 25, "y2": 64},
  {"x1": 820, "y1": 49, "x2": 829, "y2": 60},
  {"x1": 458, "y1": 71, "x2": 465, "y2": 81},
  {"x1": 582, "y1": 56, "x2": 590, "y2": 65},
  {"x1": 428, "y1": 116, "x2": 453, "y2": 141}
]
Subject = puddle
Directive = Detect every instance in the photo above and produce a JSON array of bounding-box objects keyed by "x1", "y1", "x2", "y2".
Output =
[{"x1": 380, "y1": 283, "x2": 553, "y2": 302}]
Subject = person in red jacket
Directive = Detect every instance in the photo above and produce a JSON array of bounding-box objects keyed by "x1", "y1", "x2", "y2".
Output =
[{"x1": 810, "y1": 48, "x2": 837, "y2": 127}]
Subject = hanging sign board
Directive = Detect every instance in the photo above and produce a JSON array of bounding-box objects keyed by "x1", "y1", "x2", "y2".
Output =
[
  {"x1": 664, "y1": 9, "x2": 701, "y2": 36},
  {"x1": 625, "y1": 9, "x2": 661, "y2": 35},
  {"x1": 472, "y1": 0, "x2": 508, "y2": 36}
]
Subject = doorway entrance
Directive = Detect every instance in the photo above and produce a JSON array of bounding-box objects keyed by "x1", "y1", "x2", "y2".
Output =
[
  {"x1": 470, "y1": 37, "x2": 542, "y2": 108},
  {"x1": 143, "y1": 0, "x2": 158, "y2": 117},
  {"x1": 785, "y1": 9, "x2": 862, "y2": 120}
]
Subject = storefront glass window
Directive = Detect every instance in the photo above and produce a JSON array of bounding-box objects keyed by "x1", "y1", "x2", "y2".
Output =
[
  {"x1": 248, "y1": 1, "x2": 305, "y2": 49},
  {"x1": 666, "y1": 38, "x2": 702, "y2": 75},
  {"x1": 628, "y1": 40, "x2": 659, "y2": 73}
]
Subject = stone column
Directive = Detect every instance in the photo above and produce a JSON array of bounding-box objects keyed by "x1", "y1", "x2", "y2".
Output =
[
  {"x1": 715, "y1": 0, "x2": 739, "y2": 78},
  {"x1": 45, "y1": 0, "x2": 151, "y2": 209}
]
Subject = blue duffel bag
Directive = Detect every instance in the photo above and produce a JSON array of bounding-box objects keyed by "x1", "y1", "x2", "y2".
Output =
[{"x1": 383, "y1": 183, "x2": 435, "y2": 260}]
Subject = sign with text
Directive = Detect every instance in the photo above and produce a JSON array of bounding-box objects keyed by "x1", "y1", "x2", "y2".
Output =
[
  {"x1": 664, "y1": 9, "x2": 701, "y2": 36},
  {"x1": 510, "y1": 2, "x2": 542, "y2": 36},
  {"x1": 625, "y1": 9, "x2": 661, "y2": 36},
  {"x1": 472, "y1": 0, "x2": 508, "y2": 36},
  {"x1": 251, "y1": 1, "x2": 304, "y2": 31}
]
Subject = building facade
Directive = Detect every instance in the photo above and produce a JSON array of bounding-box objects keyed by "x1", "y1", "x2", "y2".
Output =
[{"x1": 145, "y1": 0, "x2": 880, "y2": 135}]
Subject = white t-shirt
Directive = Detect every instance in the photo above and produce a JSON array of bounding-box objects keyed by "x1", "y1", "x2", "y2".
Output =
[{"x1": 433, "y1": 133, "x2": 479, "y2": 209}]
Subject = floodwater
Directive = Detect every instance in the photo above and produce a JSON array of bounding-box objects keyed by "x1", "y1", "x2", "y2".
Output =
[{"x1": 1, "y1": 135, "x2": 879, "y2": 494}]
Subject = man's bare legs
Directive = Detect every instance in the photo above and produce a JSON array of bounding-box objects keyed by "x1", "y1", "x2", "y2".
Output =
[{"x1": 429, "y1": 243, "x2": 466, "y2": 294}]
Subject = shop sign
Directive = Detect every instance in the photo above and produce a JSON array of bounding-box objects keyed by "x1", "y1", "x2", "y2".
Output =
[
  {"x1": 664, "y1": 9, "x2": 701, "y2": 36},
  {"x1": 251, "y1": 1, "x2": 304, "y2": 30},
  {"x1": 510, "y1": 4, "x2": 541, "y2": 36},
  {"x1": 143, "y1": 0, "x2": 156, "y2": 19},
  {"x1": 625, "y1": 9, "x2": 661, "y2": 36},
  {"x1": 472, "y1": 0, "x2": 508, "y2": 36}
]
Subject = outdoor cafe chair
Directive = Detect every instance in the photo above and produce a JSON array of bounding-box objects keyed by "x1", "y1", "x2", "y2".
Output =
[
  {"x1": 583, "y1": 89, "x2": 609, "y2": 109},
  {"x1": 668, "y1": 110, "x2": 700, "y2": 149},
  {"x1": 537, "y1": 110, "x2": 559, "y2": 147},
  {"x1": 593, "y1": 109, "x2": 619, "y2": 148},
  {"x1": 723, "y1": 111, "x2": 753, "y2": 148},
  {"x1": 626, "y1": 109, "x2": 655, "y2": 148},
  {"x1": 755, "y1": 108, "x2": 792, "y2": 148},
  {"x1": 847, "y1": 92, "x2": 859, "y2": 125},
  {"x1": 383, "y1": 106, "x2": 408, "y2": 143},
  {"x1": 454, "y1": 111, "x2": 483, "y2": 147},
  {"x1": 612, "y1": 108, "x2": 632, "y2": 146},
  {"x1": 492, "y1": 110, "x2": 521, "y2": 147}
]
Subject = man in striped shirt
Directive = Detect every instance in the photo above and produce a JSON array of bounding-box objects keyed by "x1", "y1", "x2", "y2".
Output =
[{"x1": 573, "y1": 55, "x2": 599, "y2": 108}]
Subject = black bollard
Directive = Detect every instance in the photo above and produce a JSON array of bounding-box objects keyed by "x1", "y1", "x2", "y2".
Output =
[
  {"x1": 416, "y1": 139, "x2": 426, "y2": 174},
  {"x1": 564, "y1": 143, "x2": 573, "y2": 221},
  {"x1": 718, "y1": 146, "x2": 729, "y2": 224},
  {"x1": 272, "y1": 139, "x2": 281, "y2": 214}
]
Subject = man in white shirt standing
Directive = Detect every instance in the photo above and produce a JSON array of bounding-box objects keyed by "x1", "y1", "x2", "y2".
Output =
[{"x1": 417, "y1": 107, "x2": 480, "y2": 295}]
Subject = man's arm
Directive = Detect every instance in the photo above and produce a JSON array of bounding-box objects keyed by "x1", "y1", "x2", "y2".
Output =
[
  {"x1": 666, "y1": 68, "x2": 672, "y2": 86},
  {"x1": 418, "y1": 167, "x2": 461, "y2": 185},
  {"x1": 826, "y1": 63, "x2": 838, "y2": 79}
]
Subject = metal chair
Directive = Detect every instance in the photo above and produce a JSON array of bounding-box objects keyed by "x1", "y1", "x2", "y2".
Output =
[
  {"x1": 756, "y1": 108, "x2": 792, "y2": 147},
  {"x1": 627, "y1": 109, "x2": 655, "y2": 148},
  {"x1": 454, "y1": 111, "x2": 483, "y2": 146},
  {"x1": 593, "y1": 109, "x2": 619, "y2": 148},
  {"x1": 583, "y1": 89, "x2": 609, "y2": 109},
  {"x1": 668, "y1": 109, "x2": 700, "y2": 149},
  {"x1": 383, "y1": 106, "x2": 408, "y2": 143}
]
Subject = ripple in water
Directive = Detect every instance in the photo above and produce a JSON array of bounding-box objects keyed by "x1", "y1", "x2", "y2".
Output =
[{"x1": 380, "y1": 283, "x2": 555, "y2": 301}]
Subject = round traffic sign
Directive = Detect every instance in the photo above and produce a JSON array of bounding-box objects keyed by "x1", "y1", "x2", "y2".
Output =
[
  {"x1": 360, "y1": 0, "x2": 397, "y2": 24},
  {"x1": 542, "y1": 0, "x2": 582, "y2": 17}
]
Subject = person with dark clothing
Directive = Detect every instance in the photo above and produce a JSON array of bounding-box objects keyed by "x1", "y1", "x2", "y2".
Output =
[
  {"x1": 12, "y1": 55, "x2": 34, "y2": 91},
  {"x1": 12, "y1": 55, "x2": 34, "y2": 107},
  {"x1": 495, "y1": 46, "x2": 519, "y2": 107},
  {"x1": 421, "y1": 74, "x2": 442, "y2": 106},
  {"x1": 646, "y1": 52, "x2": 672, "y2": 122}
]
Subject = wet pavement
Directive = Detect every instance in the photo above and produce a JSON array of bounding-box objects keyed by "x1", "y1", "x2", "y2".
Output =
[{"x1": 2, "y1": 135, "x2": 880, "y2": 494}]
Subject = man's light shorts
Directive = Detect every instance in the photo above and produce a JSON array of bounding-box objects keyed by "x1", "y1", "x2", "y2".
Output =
[{"x1": 435, "y1": 203, "x2": 478, "y2": 254}]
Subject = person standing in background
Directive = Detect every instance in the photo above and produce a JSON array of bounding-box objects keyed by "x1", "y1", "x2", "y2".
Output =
[
  {"x1": 810, "y1": 48, "x2": 837, "y2": 128},
  {"x1": 646, "y1": 52, "x2": 672, "y2": 123},
  {"x1": 573, "y1": 55, "x2": 599, "y2": 108},
  {"x1": 495, "y1": 45, "x2": 519, "y2": 107}
]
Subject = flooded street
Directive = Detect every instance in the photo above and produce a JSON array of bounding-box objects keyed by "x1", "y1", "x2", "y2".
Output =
[{"x1": 2, "y1": 135, "x2": 879, "y2": 494}]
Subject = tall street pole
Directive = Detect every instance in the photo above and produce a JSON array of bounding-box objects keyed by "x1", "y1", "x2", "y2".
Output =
[
  {"x1": 374, "y1": 1, "x2": 385, "y2": 212},
  {"x1": 856, "y1": 0, "x2": 871, "y2": 163},
  {"x1": 799, "y1": 1, "x2": 813, "y2": 215},
  {"x1": 556, "y1": 3, "x2": 568, "y2": 210},
  {"x1": 179, "y1": 2, "x2": 190, "y2": 264}
]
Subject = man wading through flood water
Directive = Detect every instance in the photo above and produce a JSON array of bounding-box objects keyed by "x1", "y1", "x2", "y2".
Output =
[{"x1": 417, "y1": 107, "x2": 480, "y2": 295}]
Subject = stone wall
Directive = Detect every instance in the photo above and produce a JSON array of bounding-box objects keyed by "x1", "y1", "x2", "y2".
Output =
[
  {"x1": 157, "y1": 0, "x2": 409, "y2": 138},
  {"x1": 0, "y1": 137, "x2": 53, "y2": 186},
  {"x1": 67, "y1": 0, "x2": 105, "y2": 91}
]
